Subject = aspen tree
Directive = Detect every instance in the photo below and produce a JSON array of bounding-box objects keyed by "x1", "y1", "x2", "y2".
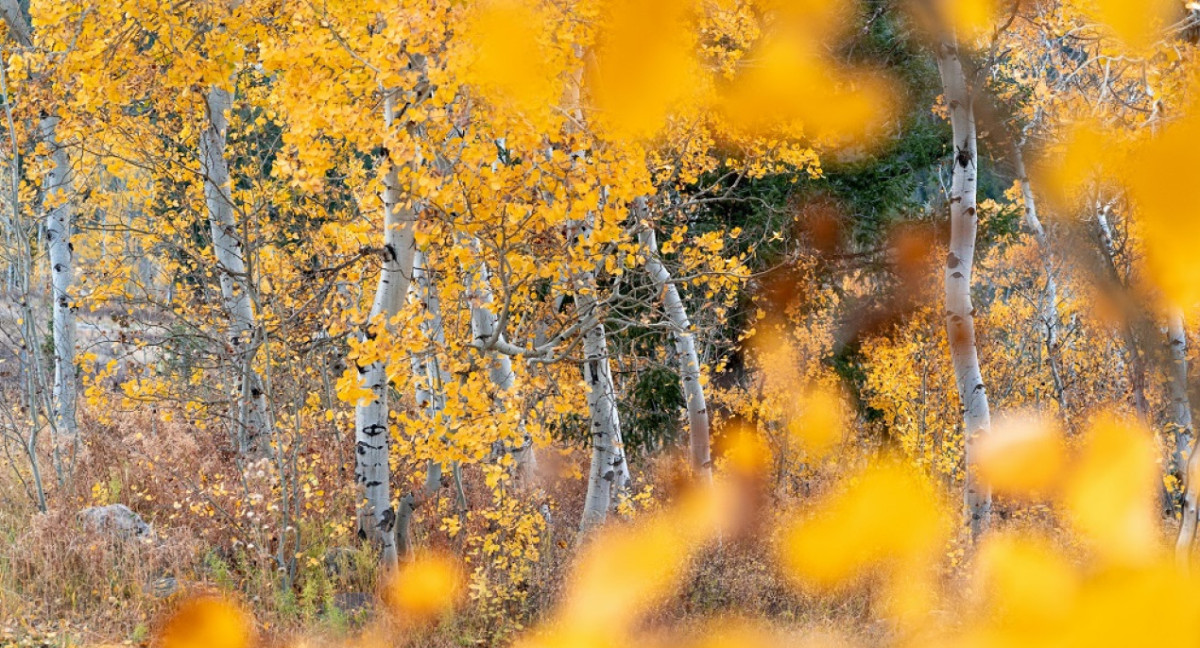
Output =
[
  {"x1": 936, "y1": 33, "x2": 992, "y2": 538},
  {"x1": 352, "y1": 90, "x2": 418, "y2": 568},
  {"x1": 200, "y1": 85, "x2": 272, "y2": 458},
  {"x1": 636, "y1": 198, "x2": 711, "y2": 483},
  {"x1": 0, "y1": 1, "x2": 78, "y2": 460}
]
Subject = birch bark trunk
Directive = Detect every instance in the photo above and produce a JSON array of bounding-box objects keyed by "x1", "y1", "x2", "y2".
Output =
[
  {"x1": 636, "y1": 200, "x2": 711, "y2": 483},
  {"x1": 574, "y1": 217, "x2": 629, "y2": 532},
  {"x1": 1094, "y1": 204, "x2": 1151, "y2": 420},
  {"x1": 397, "y1": 249, "x2": 468, "y2": 559},
  {"x1": 41, "y1": 115, "x2": 77, "y2": 454},
  {"x1": 936, "y1": 36, "x2": 992, "y2": 539},
  {"x1": 1013, "y1": 144, "x2": 1068, "y2": 415},
  {"x1": 464, "y1": 240, "x2": 537, "y2": 482},
  {"x1": 1168, "y1": 310, "x2": 1194, "y2": 482},
  {"x1": 1167, "y1": 309, "x2": 1197, "y2": 564},
  {"x1": 352, "y1": 91, "x2": 416, "y2": 568},
  {"x1": 0, "y1": 5, "x2": 79, "y2": 459},
  {"x1": 1176, "y1": 312, "x2": 1200, "y2": 564},
  {"x1": 201, "y1": 87, "x2": 272, "y2": 458}
]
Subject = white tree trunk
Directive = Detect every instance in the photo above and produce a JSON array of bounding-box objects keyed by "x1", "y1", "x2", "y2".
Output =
[
  {"x1": 573, "y1": 218, "x2": 629, "y2": 532},
  {"x1": 636, "y1": 201, "x2": 711, "y2": 483},
  {"x1": 0, "y1": 6, "x2": 79, "y2": 459},
  {"x1": 352, "y1": 92, "x2": 416, "y2": 568},
  {"x1": 1095, "y1": 204, "x2": 1152, "y2": 420},
  {"x1": 201, "y1": 87, "x2": 272, "y2": 458},
  {"x1": 1168, "y1": 310, "x2": 1194, "y2": 481},
  {"x1": 397, "y1": 249, "x2": 467, "y2": 559},
  {"x1": 1168, "y1": 312, "x2": 1198, "y2": 564},
  {"x1": 937, "y1": 37, "x2": 992, "y2": 539},
  {"x1": 464, "y1": 240, "x2": 537, "y2": 482},
  {"x1": 1176, "y1": 313, "x2": 1200, "y2": 565},
  {"x1": 40, "y1": 116, "x2": 77, "y2": 453},
  {"x1": 1013, "y1": 144, "x2": 1067, "y2": 414}
]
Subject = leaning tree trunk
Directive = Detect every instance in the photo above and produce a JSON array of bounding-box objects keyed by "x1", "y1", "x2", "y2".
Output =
[
  {"x1": 1013, "y1": 144, "x2": 1068, "y2": 415},
  {"x1": 352, "y1": 91, "x2": 416, "y2": 569},
  {"x1": 573, "y1": 217, "x2": 630, "y2": 532},
  {"x1": 636, "y1": 200, "x2": 711, "y2": 483},
  {"x1": 464, "y1": 239, "x2": 537, "y2": 482},
  {"x1": 936, "y1": 36, "x2": 992, "y2": 539},
  {"x1": 0, "y1": 4, "x2": 79, "y2": 462},
  {"x1": 200, "y1": 86, "x2": 272, "y2": 458}
]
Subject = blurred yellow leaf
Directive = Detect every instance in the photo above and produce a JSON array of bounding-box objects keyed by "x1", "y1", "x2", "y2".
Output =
[
  {"x1": 779, "y1": 460, "x2": 951, "y2": 589},
  {"x1": 462, "y1": 0, "x2": 561, "y2": 123},
  {"x1": 382, "y1": 551, "x2": 464, "y2": 621},
  {"x1": 973, "y1": 532, "x2": 1080, "y2": 627},
  {"x1": 974, "y1": 411, "x2": 1066, "y2": 499},
  {"x1": 587, "y1": 0, "x2": 700, "y2": 140},
  {"x1": 1088, "y1": 0, "x2": 1179, "y2": 50},
  {"x1": 786, "y1": 386, "x2": 848, "y2": 459},
  {"x1": 1123, "y1": 109, "x2": 1200, "y2": 309},
  {"x1": 157, "y1": 595, "x2": 252, "y2": 648},
  {"x1": 1061, "y1": 413, "x2": 1160, "y2": 564}
]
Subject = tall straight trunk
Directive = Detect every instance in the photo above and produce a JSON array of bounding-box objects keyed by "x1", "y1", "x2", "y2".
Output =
[
  {"x1": 574, "y1": 217, "x2": 629, "y2": 532},
  {"x1": 1, "y1": 5, "x2": 79, "y2": 459},
  {"x1": 201, "y1": 87, "x2": 271, "y2": 458},
  {"x1": 41, "y1": 115, "x2": 77, "y2": 453},
  {"x1": 635, "y1": 200, "x2": 711, "y2": 483},
  {"x1": 464, "y1": 239, "x2": 537, "y2": 481},
  {"x1": 352, "y1": 91, "x2": 416, "y2": 568},
  {"x1": 1013, "y1": 144, "x2": 1068, "y2": 414},
  {"x1": 936, "y1": 36, "x2": 992, "y2": 539}
]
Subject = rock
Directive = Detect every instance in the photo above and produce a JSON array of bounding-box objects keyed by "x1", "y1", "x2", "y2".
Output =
[
  {"x1": 329, "y1": 591, "x2": 372, "y2": 620},
  {"x1": 323, "y1": 546, "x2": 358, "y2": 579},
  {"x1": 150, "y1": 575, "x2": 179, "y2": 598},
  {"x1": 79, "y1": 504, "x2": 151, "y2": 539}
]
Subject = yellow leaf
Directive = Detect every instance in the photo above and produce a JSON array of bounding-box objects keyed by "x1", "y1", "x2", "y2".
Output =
[{"x1": 1061, "y1": 413, "x2": 1160, "y2": 564}]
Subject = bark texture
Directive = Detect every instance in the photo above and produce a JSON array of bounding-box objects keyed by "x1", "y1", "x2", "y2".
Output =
[
  {"x1": 936, "y1": 37, "x2": 992, "y2": 539},
  {"x1": 574, "y1": 217, "x2": 629, "y2": 532},
  {"x1": 1013, "y1": 144, "x2": 1068, "y2": 414},
  {"x1": 1, "y1": 6, "x2": 79, "y2": 455},
  {"x1": 465, "y1": 240, "x2": 537, "y2": 482},
  {"x1": 201, "y1": 87, "x2": 272, "y2": 458},
  {"x1": 636, "y1": 200, "x2": 711, "y2": 483},
  {"x1": 1168, "y1": 310, "x2": 1194, "y2": 481},
  {"x1": 352, "y1": 93, "x2": 416, "y2": 568}
]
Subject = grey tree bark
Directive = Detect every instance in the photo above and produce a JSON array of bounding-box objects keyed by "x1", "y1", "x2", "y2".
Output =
[
  {"x1": 1013, "y1": 144, "x2": 1068, "y2": 415},
  {"x1": 1176, "y1": 312, "x2": 1200, "y2": 565},
  {"x1": 201, "y1": 86, "x2": 272, "y2": 458},
  {"x1": 574, "y1": 217, "x2": 629, "y2": 532},
  {"x1": 0, "y1": 4, "x2": 79, "y2": 462},
  {"x1": 352, "y1": 91, "x2": 416, "y2": 568},
  {"x1": 464, "y1": 239, "x2": 537, "y2": 482},
  {"x1": 635, "y1": 199, "x2": 711, "y2": 483},
  {"x1": 936, "y1": 36, "x2": 992, "y2": 539},
  {"x1": 1167, "y1": 310, "x2": 1194, "y2": 482},
  {"x1": 397, "y1": 249, "x2": 466, "y2": 559}
]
